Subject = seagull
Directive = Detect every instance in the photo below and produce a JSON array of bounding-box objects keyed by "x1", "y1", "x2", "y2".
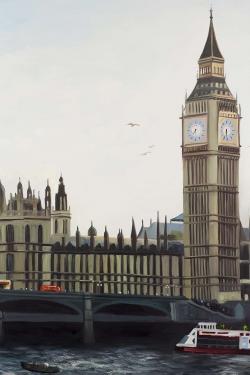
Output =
[
  {"x1": 127, "y1": 122, "x2": 141, "y2": 127},
  {"x1": 148, "y1": 144, "x2": 156, "y2": 148},
  {"x1": 140, "y1": 151, "x2": 151, "y2": 156}
]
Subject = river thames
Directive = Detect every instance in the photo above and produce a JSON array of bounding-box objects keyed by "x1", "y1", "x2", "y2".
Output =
[{"x1": 0, "y1": 341, "x2": 248, "y2": 375}]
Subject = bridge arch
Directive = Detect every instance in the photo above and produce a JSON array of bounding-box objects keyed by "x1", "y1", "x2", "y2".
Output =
[
  {"x1": 0, "y1": 298, "x2": 82, "y2": 315},
  {"x1": 94, "y1": 301, "x2": 170, "y2": 318}
]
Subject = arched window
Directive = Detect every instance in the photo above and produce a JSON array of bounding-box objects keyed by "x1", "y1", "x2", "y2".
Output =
[
  {"x1": 38, "y1": 225, "x2": 43, "y2": 244},
  {"x1": 55, "y1": 220, "x2": 58, "y2": 234},
  {"x1": 25, "y1": 225, "x2": 30, "y2": 243},
  {"x1": 6, "y1": 224, "x2": 14, "y2": 251},
  {"x1": 6, "y1": 253, "x2": 14, "y2": 273}
]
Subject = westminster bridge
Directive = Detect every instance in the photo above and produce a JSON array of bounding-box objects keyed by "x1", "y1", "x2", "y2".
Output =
[
  {"x1": 0, "y1": 289, "x2": 244, "y2": 344},
  {"x1": 0, "y1": 241, "x2": 245, "y2": 343}
]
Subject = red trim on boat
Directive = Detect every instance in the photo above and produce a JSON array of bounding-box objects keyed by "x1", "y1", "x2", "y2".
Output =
[{"x1": 176, "y1": 346, "x2": 250, "y2": 355}]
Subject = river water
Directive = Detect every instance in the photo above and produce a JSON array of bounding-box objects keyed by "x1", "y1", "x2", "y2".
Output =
[{"x1": 0, "y1": 342, "x2": 248, "y2": 375}]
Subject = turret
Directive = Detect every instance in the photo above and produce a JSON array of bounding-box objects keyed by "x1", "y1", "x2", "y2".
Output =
[
  {"x1": 88, "y1": 221, "x2": 97, "y2": 250},
  {"x1": 55, "y1": 176, "x2": 67, "y2": 211},
  {"x1": 51, "y1": 175, "x2": 71, "y2": 244},
  {"x1": 17, "y1": 178, "x2": 23, "y2": 198},
  {"x1": 45, "y1": 179, "x2": 51, "y2": 214}
]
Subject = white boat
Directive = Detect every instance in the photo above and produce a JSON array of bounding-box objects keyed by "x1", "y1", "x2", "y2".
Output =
[{"x1": 176, "y1": 322, "x2": 250, "y2": 355}]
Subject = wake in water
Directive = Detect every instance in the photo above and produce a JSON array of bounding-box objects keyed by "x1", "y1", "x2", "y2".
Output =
[{"x1": 0, "y1": 343, "x2": 248, "y2": 374}]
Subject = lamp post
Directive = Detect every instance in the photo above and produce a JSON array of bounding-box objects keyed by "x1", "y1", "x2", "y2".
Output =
[{"x1": 165, "y1": 284, "x2": 170, "y2": 296}]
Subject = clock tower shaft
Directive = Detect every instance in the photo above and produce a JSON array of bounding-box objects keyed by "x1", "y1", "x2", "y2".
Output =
[{"x1": 182, "y1": 11, "x2": 241, "y2": 302}]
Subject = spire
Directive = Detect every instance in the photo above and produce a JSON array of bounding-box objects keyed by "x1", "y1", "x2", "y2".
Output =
[
  {"x1": 76, "y1": 226, "x2": 80, "y2": 248},
  {"x1": 188, "y1": 10, "x2": 233, "y2": 100},
  {"x1": 45, "y1": 179, "x2": 51, "y2": 213},
  {"x1": 199, "y1": 9, "x2": 223, "y2": 60},
  {"x1": 164, "y1": 215, "x2": 168, "y2": 249},
  {"x1": 131, "y1": 217, "x2": 137, "y2": 251},
  {"x1": 157, "y1": 211, "x2": 160, "y2": 250},
  {"x1": 144, "y1": 230, "x2": 148, "y2": 250},
  {"x1": 88, "y1": 221, "x2": 96, "y2": 250},
  {"x1": 117, "y1": 229, "x2": 124, "y2": 250},
  {"x1": 27, "y1": 181, "x2": 32, "y2": 199},
  {"x1": 104, "y1": 226, "x2": 109, "y2": 251},
  {"x1": 17, "y1": 178, "x2": 23, "y2": 198},
  {"x1": 137, "y1": 219, "x2": 145, "y2": 238}
]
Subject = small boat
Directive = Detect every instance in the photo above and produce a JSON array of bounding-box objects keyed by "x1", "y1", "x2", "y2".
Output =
[
  {"x1": 20, "y1": 361, "x2": 60, "y2": 373},
  {"x1": 176, "y1": 322, "x2": 250, "y2": 355}
]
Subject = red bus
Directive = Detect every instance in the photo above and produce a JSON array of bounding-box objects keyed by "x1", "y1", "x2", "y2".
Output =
[{"x1": 39, "y1": 285, "x2": 61, "y2": 292}]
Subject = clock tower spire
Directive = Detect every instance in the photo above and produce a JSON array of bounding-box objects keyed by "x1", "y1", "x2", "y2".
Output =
[{"x1": 182, "y1": 11, "x2": 241, "y2": 302}]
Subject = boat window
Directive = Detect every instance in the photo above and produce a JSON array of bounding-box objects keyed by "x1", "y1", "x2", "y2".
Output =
[
  {"x1": 192, "y1": 332, "x2": 195, "y2": 335},
  {"x1": 192, "y1": 339, "x2": 195, "y2": 343}
]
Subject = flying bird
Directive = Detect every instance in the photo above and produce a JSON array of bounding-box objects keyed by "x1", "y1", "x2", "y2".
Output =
[
  {"x1": 140, "y1": 151, "x2": 151, "y2": 156},
  {"x1": 127, "y1": 122, "x2": 141, "y2": 127},
  {"x1": 148, "y1": 144, "x2": 156, "y2": 148}
]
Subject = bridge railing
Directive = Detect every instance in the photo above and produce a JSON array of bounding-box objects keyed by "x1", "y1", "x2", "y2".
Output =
[{"x1": 4, "y1": 270, "x2": 182, "y2": 296}]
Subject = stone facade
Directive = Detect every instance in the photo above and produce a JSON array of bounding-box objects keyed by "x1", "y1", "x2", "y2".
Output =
[
  {"x1": 0, "y1": 177, "x2": 71, "y2": 288},
  {"x1": 0, "y1": 242, "x2": 183, "y2": 296}
]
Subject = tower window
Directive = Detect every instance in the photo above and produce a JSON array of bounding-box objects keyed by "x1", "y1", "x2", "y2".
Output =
[
  {"x1": 38, "y1": 225, "x2": 43, "y2": 244},
  {"x1": 55, "y1": 220, "x2": 58, "y2": 234},
  {"x1": 6, "y1": 253, "x2": 14, "y2": 273},
  {"x1": 25, "y1": 225, "x2": 30, "y2": 243},
  {"x1": 6, "y1": 225, "x2": 14, "y2": 251}
]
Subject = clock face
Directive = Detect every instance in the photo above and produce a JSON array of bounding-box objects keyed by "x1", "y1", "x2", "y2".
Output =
[
  {"x1": 187, "y1": 119, "x2": 206, "y2": 143},
  {"x1": 220, "y1": 119, "x2": 235, "y2": 141},
  {"x1": 218, "y1": 116, "x2": 239, "y2": 146}
]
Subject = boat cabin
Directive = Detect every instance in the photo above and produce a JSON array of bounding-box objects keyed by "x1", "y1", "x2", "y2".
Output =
[{"x1": 197, "y1": 322, "x2": 217, "y2": 330}]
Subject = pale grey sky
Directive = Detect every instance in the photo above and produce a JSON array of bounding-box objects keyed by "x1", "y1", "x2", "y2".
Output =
[{"x1": 0, "y1": 0, "x2": 249, "y2": 236}]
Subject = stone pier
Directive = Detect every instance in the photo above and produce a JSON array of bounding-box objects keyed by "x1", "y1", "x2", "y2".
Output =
[{"x1": 82, "y1": 297, "x2": 95, "y2": 344}]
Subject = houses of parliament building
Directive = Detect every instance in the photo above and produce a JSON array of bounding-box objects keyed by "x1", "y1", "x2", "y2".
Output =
[
  {"x1": 0, "y1": 11, "x2": 247, "y2": 303},
  {"x1": 0, "y1": 176, "x2": 183, "y2": 296}
]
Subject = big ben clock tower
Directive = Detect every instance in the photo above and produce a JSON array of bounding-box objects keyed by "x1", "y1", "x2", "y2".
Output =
[{"x1": 182, "y1": 10, "x2": 241, "y2": 302}]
